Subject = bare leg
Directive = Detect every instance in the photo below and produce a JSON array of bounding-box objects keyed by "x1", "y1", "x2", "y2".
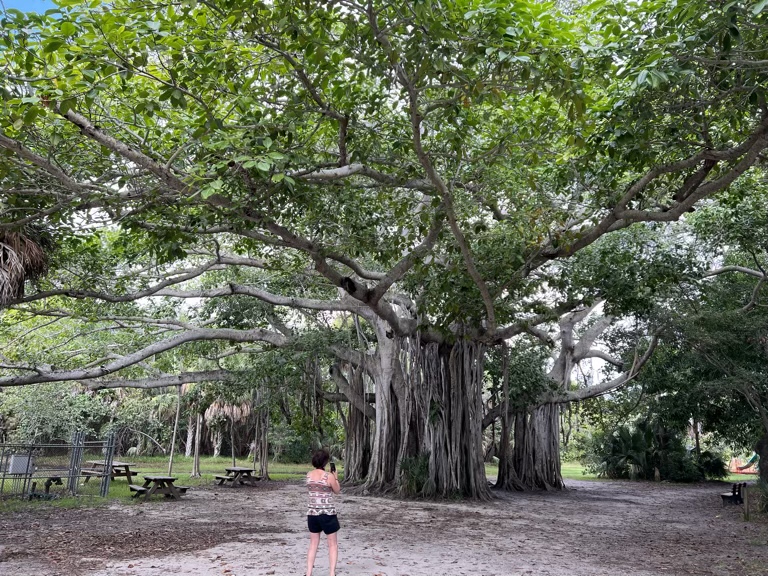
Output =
[
  {"x1": 327, "y1": 532, "x2": 338, "y2": 576},
  {"x1": 306, "y1": 532, "x2": 320, "y2": 576}
]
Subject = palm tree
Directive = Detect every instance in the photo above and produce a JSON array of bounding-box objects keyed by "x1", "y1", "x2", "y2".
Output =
[
  {"x1": 0, "y1": 231, "x2": 48, "y2": 306},
  {"x1": 204, "y1": 399, "x2": 252, "y2": 466}
]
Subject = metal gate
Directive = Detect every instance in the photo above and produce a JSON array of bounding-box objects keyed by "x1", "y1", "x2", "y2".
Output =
[{"x1": 0, "y1": 431, "x2": 116, "y2": 500}]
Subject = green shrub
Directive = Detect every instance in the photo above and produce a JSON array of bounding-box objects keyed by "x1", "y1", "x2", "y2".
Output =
[
  {"x1": 659, "y1": 452, "x2": 703, "y2": 482},
  {"x1": 399, "y1": 453, "x2": 430, "y2": 497},
  {"x1": 697, "y1": 450, "x2": 728, "y2": 480},
  {"x1": 578, "y1": 419, "x2": 717, "y2": 483},
  {"x1": 578, "y1": 430, "x2": 620, "y2": 478},
  {"x1": 277, "y1": 438, "x2": 314, "y2": 463}
]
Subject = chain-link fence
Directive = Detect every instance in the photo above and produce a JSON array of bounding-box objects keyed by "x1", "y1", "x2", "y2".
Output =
[{"x1": 0, "y1": 431, "x2": 115, "y2": 500}]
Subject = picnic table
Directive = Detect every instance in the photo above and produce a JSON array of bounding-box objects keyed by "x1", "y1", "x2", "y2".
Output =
[
  {"x1": 215, "y1": 466, "x2": 262, "y2": 486},
  {"x1": 129, "y1": 475, "x2": 189, "y2": 500},
  {"x1": 82, "y1": 460, "x2": 139, "y2": 484}
]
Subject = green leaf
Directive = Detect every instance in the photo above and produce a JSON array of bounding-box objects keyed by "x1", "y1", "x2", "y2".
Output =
[
  {"x1": 752, "y1": 0, "x2": 768, "y2": 15},
  {"x1": 200, "y1": 178, "x2": 224, "y2": 199},
  {"x1": 23, "y1": 107, "x2": 39, "y2": 124},
  {"x1": 60, "y1": 21, "x2": 77, "y2": 37},
  {"x1": 43, "y1": 40, "x2": 65, "y2": 53}
]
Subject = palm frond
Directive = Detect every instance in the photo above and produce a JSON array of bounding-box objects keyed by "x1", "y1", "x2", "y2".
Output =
[{"x1": 0, "y1": 231, "x2": 49, "y2": 306}]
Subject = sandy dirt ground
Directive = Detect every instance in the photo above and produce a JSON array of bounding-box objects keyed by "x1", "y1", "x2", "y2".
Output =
[{"x1": 1, "y1": 479, "x2": 767, "y2": 576}]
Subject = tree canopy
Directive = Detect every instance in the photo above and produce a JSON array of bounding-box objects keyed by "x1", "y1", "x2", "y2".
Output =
[{"x1": 2, "y1": 0, "x2": 768, "y2": 495}]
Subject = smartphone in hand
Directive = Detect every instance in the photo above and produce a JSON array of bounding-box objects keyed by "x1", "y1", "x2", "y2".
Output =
[{"x1": 330, "y1": 462, "x2": 336, "y2": 473}]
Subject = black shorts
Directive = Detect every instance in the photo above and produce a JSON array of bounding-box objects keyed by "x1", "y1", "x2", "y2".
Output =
[{"x1": 307, "y1": 514, "x2": 340, "y2": 535}]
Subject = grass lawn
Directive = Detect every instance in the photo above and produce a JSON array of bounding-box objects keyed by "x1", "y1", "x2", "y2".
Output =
[
  {"x1": 122, "y1": 454, "x2": 313, "y2": 482},
  {"x1": 561, "y1": 461, "x2": 600, "y2": 480},
  {"x1": 485, "y1": 461, "x2": 758, "y2": 482},
  {"x1": 726, "y1": 471, "x2": 760, "y2": 483},
  {"x1": 0, "y1": 456, "x2": 317, "y2": 512},
  {"x1": 95, "y1": 456, "x2": 316, "y2": 501},
  {"x1": 2, "y1": 457, "x2": 756, "y2": 512},
  {"x1": 484, "y1": 461, "x2": 601, "y2": 481}
]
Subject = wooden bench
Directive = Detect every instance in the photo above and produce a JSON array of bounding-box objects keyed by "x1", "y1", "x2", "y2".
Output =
[
  {"x1": 216, "y1": 467, "x2": 261, "y2": 486},
  {"x1": 81, "y1": 470, "x2": 105, "y2": 478},
  {"x1": 132, "y1": 476, "x2": 186, "y2": 500},
  {"x1": 721, "y1": 482, "x2": 746, "y2": 506},
  {"x1": 83, "y1": 461, "x2": 140, "y2": 484}
]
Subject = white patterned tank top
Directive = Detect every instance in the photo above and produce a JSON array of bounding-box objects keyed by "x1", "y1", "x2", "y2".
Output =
[{"x1": 306, "y1": 471, "x2": 337, "y2": 516}]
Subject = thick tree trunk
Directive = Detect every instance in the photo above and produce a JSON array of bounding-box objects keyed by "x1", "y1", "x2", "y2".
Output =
[
  {"x1": 167, "y1": 385, "x2": 182, "y2": 475},
  {"x1": 512, "y1": 403, "x2": 564, "y2": 490},
  {"x1": 212, "y1": 428, "x2": 223, "y2": 458},
  {"x1": 230, "y1": 419, "x2": 237, "y2": 468},
  {"x1": 420, "y1": 340, "x2": 491, "y2": 500},
  {"x1": 254, "y1": 405, "x2": 270, "y2": 480},
  {"x1": 340, "y1": 366, "x2": 371, "y2": 484},
  {"x1": 495, "y1": 345, "x2": 524, "y2": 491},
  {"x1": 362, "y1": 318, "x2": 490, "y2": 499},
  {"x1": 394, "y1": 335, "x2": 427, "y2": 491},
  {"x1": 364, "y1": 331, "x2": 402, "y2": 493},
  {"x1": 191, "y1": 413, "x2": 202, "y2": 478},
  {"x1": 185, "y1": 413, "x2": 195, "y2": 458},
  {"x1": 755, "y1": 433, "x2": 768, "y2": 485},
  {"x1": 693, "y1": 418, "x2": 701, "y2": 457}
]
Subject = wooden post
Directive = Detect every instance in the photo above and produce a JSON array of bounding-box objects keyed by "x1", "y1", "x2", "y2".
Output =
[
  {"x1": 743, "y1": 485, "x2": 750, "y2": 521},
  {"x1": 230, "y1": 417, "x2": 237, "y2": 468}
]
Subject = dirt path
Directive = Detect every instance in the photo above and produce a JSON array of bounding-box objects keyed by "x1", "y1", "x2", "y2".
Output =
[{"x1": 1, "y1": 480, "x2": 767, "y2": 576}]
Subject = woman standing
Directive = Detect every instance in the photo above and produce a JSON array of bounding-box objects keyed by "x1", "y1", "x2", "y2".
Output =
[{"x1": 306, "y1": 448, "x2": 340, "y2": 576}]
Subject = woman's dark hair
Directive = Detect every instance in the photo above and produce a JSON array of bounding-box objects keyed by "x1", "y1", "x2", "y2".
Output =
[{"x1": 312, "y1": 448, "x2": 330, "y2": 469}]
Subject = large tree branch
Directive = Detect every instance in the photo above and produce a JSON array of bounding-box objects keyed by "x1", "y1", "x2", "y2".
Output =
[
  {"x1": 131, "y1": 221, "x2": 388, "y2": 281},
  {"x1": 87, "y1": 370, "x2": 233, "y2": 390},
  {"x1": 542, "y1": 115, "x2": 768, "y2": 261},
  {"x1": 157, "y1": 283, "x2": 361, "y2": 312},
  {"x1": 483, "y1": 331, "x2": 659, "y2": 429},
  {"x1": 702, "y1": 266, "x2": 767, "y2": 311},
  {"x1": 0, "y1": 327, "x2": 287, "y2": 387},
  {"x1": 254, "y1": 219, "x2": 418, "y2": 336},
  {"x1": 367, "y1": 6, "x2": 497, "y2": 334},
  {"x1": 367, "y1": 210, "x2": 444, "y2": 304},
  {"x1": 572, "y1": 315, "x2": 615, "y2": 361},
  {"x1": 492, "y1": 299, "x2": 585, "y2": 342},
  {"x1": 58, "y1": 108, "x2": 194, "y2": 195},
  {"x1": 0, "y1": 132, "x2": 103, "y2": 194},
  {"x1": 557, "y1": 334, "x2": 659, "y2": 402},
  {"x1": 297, "y1": 163, "x2": 433, "y2": 191},
  {"x1": 703, "y1": 265, "x2": 765, "y2": 279},
  {"x1": 578, "y1": 349, "x2": 624, "y2": 368},
  {"x1": 9, "y1": 259, "x2": 224, "y2": 305},
  {"x1": 329, "y1": 363, "x2": 376, "y2": 420}
]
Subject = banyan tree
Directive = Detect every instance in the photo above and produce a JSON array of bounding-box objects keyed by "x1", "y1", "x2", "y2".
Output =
[{"x1": 2, "y1": 0, "x2": 768, "y2": 498}]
